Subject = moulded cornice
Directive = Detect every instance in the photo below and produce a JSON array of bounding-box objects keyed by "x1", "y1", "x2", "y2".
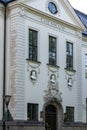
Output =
[
  {"x1": 61, "y1": 0, "x2": 86, "y2": 30},
  {"x1": 0, "y1": 3, "x2": 4, "y2": 9},
  {"x1": 82, "y1": 35, "x2": 87, "y2": 42},
  {"x1": 0, "y1": 4, "x2": 4, "y2": 17},
  {"x1": 8, "y1": 1, "x2": 85, "y2": 32},
  {"x1": 82, "y1": 37, "x2": 87, "y2": 44}
]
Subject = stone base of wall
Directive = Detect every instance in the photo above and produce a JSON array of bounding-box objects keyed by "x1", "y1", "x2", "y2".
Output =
[
  {"x1": 63, "y1": 122, "x2": 87, "y2": 130},
  {"x1": 0, "y1": 120, "x2": 87, "y2": 130},
  {"x1": 0, "y1": 121, "x2": 45, "y2": 130}
]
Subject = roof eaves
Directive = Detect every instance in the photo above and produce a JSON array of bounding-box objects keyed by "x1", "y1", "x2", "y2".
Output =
[{"x1": 74, "y1": 9, "x2": 87, "y2": 36}]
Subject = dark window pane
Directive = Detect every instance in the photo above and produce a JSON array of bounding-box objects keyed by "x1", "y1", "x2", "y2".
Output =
[
  {"x1": 66, "y1": 106, "x2": 74, "y2": 122},
  {"x1": 66, "y1": 42, "x2": 73, "y2": 69},
  {"x1": 85, "y1": 54, "x2": 87, "y2": 78},
  {"x1": 86, "y1": 98, "x2": 87, "y2": 122},
  {"x1": 27, "y1": 103, "x2": 38, "y2": 121},
  {"x1": 49, "y1": 36, "x2": 56, "y2": 66},
  {"x1": 29, "y1": 29, "x2": 38, "y2": 61}
]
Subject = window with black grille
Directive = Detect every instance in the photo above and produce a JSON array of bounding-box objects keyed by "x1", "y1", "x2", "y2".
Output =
[
  {"x1": 49, "y1": 36, "x2": 57, "y2": 66},
  {"x1": 27, "y1": 103, "x2": 38, "y2": 121},
  {"x1": 29, "y1": 29, "x2": 38, "y2": 61},
  {"x1": 66, "y1": 106, "x2": 74, "y2": 122},
  {"x1": 85, "y1": 54, "x2": 87, "y2": 78},
  {"x1": 66, "y1": 41, "x2": 73, "y2": 70},
  {"x1": 86, "y1": 98, "x2": 87, "y2": 122}
]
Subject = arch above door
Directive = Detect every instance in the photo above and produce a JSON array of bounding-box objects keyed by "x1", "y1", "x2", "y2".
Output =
[
  {"x1": 45, "y1": 104, "x2": 57, "y2": 130},
  {"x1": 43, "y1": 98, "x2": 63, "y2": 130}
]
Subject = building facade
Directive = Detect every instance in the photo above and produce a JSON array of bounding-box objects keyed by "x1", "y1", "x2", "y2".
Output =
[{"x1": 0, "y1": 0, "x2": 87, "y2": 129}]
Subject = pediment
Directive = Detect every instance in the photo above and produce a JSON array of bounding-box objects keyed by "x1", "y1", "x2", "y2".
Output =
[{"x1": 22, "y1": 0, "x2": 85, "y2": 30}]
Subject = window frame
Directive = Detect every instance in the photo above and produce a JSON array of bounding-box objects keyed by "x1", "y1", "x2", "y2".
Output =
[
  {"x1": 49, "y1": 35, "x2": 57, "y2": 66},
  {"x1": 66, "y1": 106, "x2": 74, "y2": 122},
  {"x1": 27, "y1": 103, "x2": 38, "y2": 121},
  {"x1": 66, "y1": 41, "x2": 73, "y2": 70},
  {"x1": 85, "y1": 54, "x2": 87, "y2": 78},
  {"x1": 29, "y1": 29, "x2": 38, "y2": 61},
  {"x1": 86, "y1": 98, "x2": 87, "y2": 122}
]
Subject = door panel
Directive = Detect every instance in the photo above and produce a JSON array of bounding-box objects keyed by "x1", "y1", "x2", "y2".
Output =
[{"x1": 45, "y1": 105, "x2": 56, "y2": 130}]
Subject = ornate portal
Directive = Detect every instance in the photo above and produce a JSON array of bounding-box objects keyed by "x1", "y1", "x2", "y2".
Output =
[{"x1": 44, "y1": 81, "x2": 62, "y2": 103}]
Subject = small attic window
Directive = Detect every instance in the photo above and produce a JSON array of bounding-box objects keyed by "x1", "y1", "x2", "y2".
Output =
[{"x1": 48, "y1": 2, "x2": 58, "y2": 14}]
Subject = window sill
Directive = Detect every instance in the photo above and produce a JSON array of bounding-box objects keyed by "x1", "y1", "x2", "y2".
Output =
[
  {"x1": 26, "y1": 59, "x2": 41, "y2": 68},
  {"x1": 47, "y1": 63, "x2": 60, "y2": 69},
  {"x1": 26, "y1": 59, "x2": 41, "y2": 64},
  {"x1": 47, "y1": 63, "x2": 60, "y2": 73},
  {"x1": 64, "y1": 68, "x2": 76, "y2": 73},
  {"x1": 65, "y1": 68, "x2": 76, "y2": 76}
]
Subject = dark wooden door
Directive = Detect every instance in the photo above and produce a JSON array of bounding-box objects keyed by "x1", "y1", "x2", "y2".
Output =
[{"x1": 45, "y1": 105, "x2": 57, "y2": 130}]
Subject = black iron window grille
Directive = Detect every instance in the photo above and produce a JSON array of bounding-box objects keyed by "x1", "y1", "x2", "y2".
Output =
[
  {"x1": 49, "y1": 36, "x2": 57, "y2": 66},
  {"x1": 29, "y1": 29, "x2": 38, "y2": 61},
  {"x1": 27, "y1": 103, "x2": 38, "y2": 121},
  {"x1": 66, "y1": 42, "x2": 73, "y2": 70}
]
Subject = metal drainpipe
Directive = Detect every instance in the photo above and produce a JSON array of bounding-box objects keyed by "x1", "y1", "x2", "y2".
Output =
[
  {"x1": 2, "y1": 2, "x2": 7, "y2": 130},
  {"x1": 3, "y1": 2, "x2": 7, "y2": 119}
]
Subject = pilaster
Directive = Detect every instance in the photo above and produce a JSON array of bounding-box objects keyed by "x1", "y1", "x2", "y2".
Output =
[
  {"x1": 76, "y1": 34, "x2": 82, "y2": 121},
  {"x1": 10, "y1": 10, "x2": 25, "y2": 120}
]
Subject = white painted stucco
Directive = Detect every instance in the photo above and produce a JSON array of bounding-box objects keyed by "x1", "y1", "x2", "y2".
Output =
[{"x1": 0, "y1": 0, "x2": 87, "y2": 123}]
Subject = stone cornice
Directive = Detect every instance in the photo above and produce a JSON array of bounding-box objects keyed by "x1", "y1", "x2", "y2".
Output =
[
  {"x1": 82, "y1": 35, "x2": 87, "y2": 42},
  {"x1": 0, "y1": 3, "x2": 4, "y2": 12},
  {"x1": 7, "y1": 1, "x2": 84, "y2": 32},
  {"x1": 0, "y1": 4, "x2": 4, "y2": 17}
]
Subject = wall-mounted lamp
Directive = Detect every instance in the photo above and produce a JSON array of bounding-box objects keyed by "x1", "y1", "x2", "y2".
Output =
[
  {"x1": 40, "y1": 111, "x2": 44, "y2": 121},
  {"x1": 4, "y1": 95, "x2": 11, "y2": 109}
]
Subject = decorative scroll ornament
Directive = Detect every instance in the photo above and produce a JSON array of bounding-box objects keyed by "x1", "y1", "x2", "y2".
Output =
[
  {"x1": 47, "y1": 64, "x2": 60, "y2": 77},
  {"x1": 19, "y1": 7, "x2": 26, "y2": 16},
  {"x1": 44, "y1": 89, "x2": 62, "y2": 103},
  {"x1": 44, "y1": 80, "x2": 62, "y2": 103},
  {"x1": 65, "y1": 68, "x2": 76, "y2": 76},
  {"x1": 26, "y1": 59, "x2": 41, "y2": 73}
]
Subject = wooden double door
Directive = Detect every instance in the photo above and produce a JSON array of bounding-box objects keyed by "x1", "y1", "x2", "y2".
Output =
[{"x1": 45, "y1": 105, "x2": 57, "y2": 130}]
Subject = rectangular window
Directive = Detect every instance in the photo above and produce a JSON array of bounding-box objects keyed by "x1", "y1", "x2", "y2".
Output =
[
  {"x1": 66, "y1": 41, "x2": 73, "y2": 70},
  {"x1": 27, "y1": 103, "x2": 38, "y2": 121},
  {"x1": 29, "y1": 29, "x2": 38, "y2": 61},
  {"x1": 86, "y1": 98, "x2": 87, "y2": 122},
  {"x1": 66, "y1": 106, "x2": 74, "y2": 122},
  {"x1": 85, "y1": 54, "x2": 87, "y2": 78},
  {"x1": 49, "y1": 36, "x2": 57, "y2": 66}
]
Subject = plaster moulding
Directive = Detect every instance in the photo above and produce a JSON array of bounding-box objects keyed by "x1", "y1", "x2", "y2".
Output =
[
  {"x1": 26, "y1": 59, "x2": 41, "y2": 84},
  {"x1": 26, "y1": 59, "x2": 41, "y2": 69},
  {"x1": 65, "y1": 68, "x2": 76, "y2": 89},
  {"x1": 47, "y1": 64, "x2": 60, "y2": 72},
  {"x1": 44, "y1": 88, "x2": 62, "y2": 103}
]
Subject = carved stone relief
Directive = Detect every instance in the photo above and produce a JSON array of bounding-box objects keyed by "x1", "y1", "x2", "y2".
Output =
[
  {"x1": 65, "y1": 68, "x2": 76, "y2": 89},
  {"x1": 44, "y1": 83, "x2": 62, "y2": 103},
  {"x1": 26, "y1": 59, "x2": 41, "y2": 84},
  {"x1": 19, "y1": 7, "x2": 26, "y2": 16},
  {"x1": 44, "y1": 64, "x2": 62, "y2": 103}
]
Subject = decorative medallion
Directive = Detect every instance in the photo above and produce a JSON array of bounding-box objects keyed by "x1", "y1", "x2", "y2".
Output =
[
  {"x1": 44, "y1": 77, "x2": 62, "y2": 103},
  {"x1": 67, "y1": 77, "x2": 73, "y2": 87},
  {"x1": 50, "y1": 74, "x2": 56, "y2": 85},
  {"x1": 26, "y1": 59, "x2": 41, "y2": 84},
  {"x1": 65, "y1": 68, "x2": 76, "y2": 89},
  {"x1": 30, "y1": 70, "x2": 37, "y2": 81}
]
